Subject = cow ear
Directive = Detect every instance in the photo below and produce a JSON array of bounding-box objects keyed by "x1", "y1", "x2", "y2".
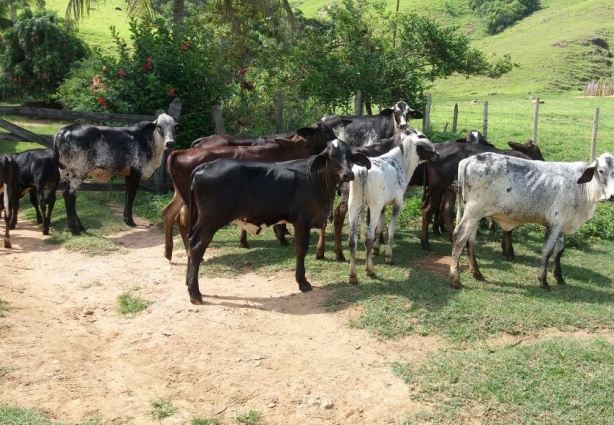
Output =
[
  {"x1": 408, "y1": 109, "x2": 424, "y2": 119},
  {"x1": 578, "y1": 162, "x2": 597, "y2": 184},
  {"x1": 309, "y1": 154, "x2": 327, "y2": 173},
  {"x1": 351, "y1": 152, "x2": 371, "y2": 170},
  {"x1": 155, "y1": 109, "x2": 165, "y2": 118},
  {"x1": 295, "y1": 127, "x2": 314, "y2": 138},
  {"x1": 341, "y1": 118, "x2": 353, "y2": 126},
  {"x1": 379, "y1": 108, "x2": 394, "y2": 117},
  {"x1": 139, "y1": 122, "x2": 156, "y2": 134}
]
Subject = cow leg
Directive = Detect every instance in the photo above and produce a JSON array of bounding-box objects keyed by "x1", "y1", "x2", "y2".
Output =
[
  {"x1": 333, "y1": 187, "x2": 349, "y2": 262},
  {"x1": 239, "y1": 229, "x2": 250, "y2": 249},
  {"x1": 8, "y1": 195, "x2": 18, "y2": 229},
  {"x1": 3, "y1": 208, "x2": 10, "y2": 248},
  {"x1": 41, "y1": 183, "x2": 57, "y2": 236},
  {"x1": 365, "y1": 203, "x2": 382, "y2": 277},
  {"x1": 385, "y1": 204, "x2": 401, "y2": 265},
  {"x1": 348, "y1": 200, "x2": 362, "y2": 285},
  {"x1": 273, "y1": 224, "x2": 289, "y2": 246},
  {"x1": 162, "y1": 192, "x2": 184, "y2": 260},
  {"x1": 450, "y1": 215, "x2": 479, "y2": 289},
  {"x1": 63, "y1": 183, "x2": 82, "y2": 234},
  {"x1": 316, "y1": 226, "x2": 326, "y2": 259},
  {"x1": 293, "y1": 222, "x2": 313, "y2": 292},
  {"x1": 186, "y1": 228, "x2": 215, "y2": 305},
  {"x1": 441, "y1": 189, "x2": 456, "y2": 243},
  {"x1": 421, "y1": 191, "x2": 442, "y2": 251},
  {"x1": 551, "y1": 234, "x2": 566, "y2": 286},
  {"x1": 466, "y1": 224, "x2": 483, "y2": 281},
  {"x1": 177, "y1": 204, "x2": 189, "y2": 254},
  {"x1": 29, "y1": 189, "x2": 43, "y2": 224},
  {"x1": 501, "y1": 230, "x2": 516, "y2": 261},
  {"x1": 538, "y1": 225, "x2": 561, "y2": 290},
  {"x1": 488, "y1": 217, "x2": 496, "y2": 233},
  {"x1": 123, "y1": 171, "x2": 141, "y2": 226},
  {"x1": 372, "y1": 207, "x2": 386, "y2": 256}
]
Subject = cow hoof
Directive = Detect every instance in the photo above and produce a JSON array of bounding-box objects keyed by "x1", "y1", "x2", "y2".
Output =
[
  {"x1": 539, "y1": 283, "x2": 551, "y2": 291},
  {"x1": 164, "y1": 249, "x2": 172, "y2": 261},
  {"x1": 299, "y1": 282, "x2": 313, "y2": 292},
  {"x1": 450, "y1": 279, "x2": 464, "y2": 289},
  {"x1": 366, "y1": 269, "x2": 375, "y2": 277},
  {"x1": 385, "y1": 257, "x2": 393, "y2": 265},
  {"x1": 420, "y1": 241, "x2": 431, "y2": 251},
  {"x1": 279, "y1": 238, "x2": 290, "y2": 247},
  {"x1": 69, "y1": 229, "x2": 81, "y2": 236},
  {"x1": 43, "y1": 229, "x2": 50, "y2": 236},
  {"x1": 505, "y1": 254, "x2": 516, "y2": 262},
  {"x1": 335, "y1": 252, "x2": 347, "y2": 262},
  {"x1": 315, "y1": 250, "x2": 325, "y2": 260},
  {"x1": 9, "y1": 223, "x2": 15, "y2": 230},
  {"x1": 240, "y1": 242, "x2": 251, "y2": 249},
  {"x1": 124, "y1": 218, "x2": 137, "y2": 227},
  {"x1": 373, "y1": 248, "x2": 380, "y2": 256},
  {"x1": 555, "y1": 278, "x2": 566, "y2": 286},
  {"x1": 3, "y1": 238, "x2": 11, "y2": 249},
  {"x1": 473, "y1": 271, "x2": 484, "y2": 281},
  {"x1": 349, "y1": 276, "x2": 359, "y2": 285},
  {"x1": 189, "y1": 292, "x2": 204, "y2": 304}
]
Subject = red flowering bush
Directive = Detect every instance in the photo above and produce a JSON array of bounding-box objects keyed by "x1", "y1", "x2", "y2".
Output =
[{"x1": 55, "y1": 18, "x2": 234, "y2": 148}]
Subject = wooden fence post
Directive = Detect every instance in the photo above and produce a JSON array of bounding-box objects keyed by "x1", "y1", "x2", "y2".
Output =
[
  {"x1": 354, "y1": 90, "x2": 363, "y2": 116},
  {"x1": 276, "y1": 89, "x2": 283, "y2": 133},
  {"x1": 212, "y1": 105, "x2": 226, "y2": 135},
  {"x1": 591, "y1": 108, "x2": 600, "y2": 162},
  {"x1": 533, "y1": 98, "x2": 540, "y2": 142},
  {"x1": 423, "y1": 94, "x2": 432, "y2": 132},
  {"x1": 482, "y1": 101, "x2": 488, "y2": 138},
  {"x1": 452, "y1": 103, "x2": 458, "y2": 133}
]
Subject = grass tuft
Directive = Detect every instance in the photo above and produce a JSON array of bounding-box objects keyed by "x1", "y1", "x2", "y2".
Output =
[
  {"x1": 149, "y1": 398, "x2": 178, "y2": 420},
  {"x1": 118, "y1": 291, "x2": 150, "y2": 315},
  {"x1": 191, "y1": 418, "x2": 219, "y2": 425},
  {"x1": 234, "y1": 410, "x2": 262, "y2": 425}
]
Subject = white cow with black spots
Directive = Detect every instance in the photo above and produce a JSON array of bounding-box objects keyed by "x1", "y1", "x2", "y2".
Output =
[
  {"x1": 450, "y1": 152, "x2": 614, "y2": 290},
  {"x1": 347, "y1": 129, "x2": 439, "y2": 284}
]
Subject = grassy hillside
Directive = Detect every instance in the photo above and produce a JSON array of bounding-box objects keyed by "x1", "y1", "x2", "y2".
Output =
[{"x1": 297, "y1": 0, "x2": 614, "y2": 96}]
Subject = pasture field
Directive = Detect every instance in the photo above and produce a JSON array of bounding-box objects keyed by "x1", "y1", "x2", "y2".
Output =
[{"x1": 3, "y1": 94, "x2": 614, "y2": 422}]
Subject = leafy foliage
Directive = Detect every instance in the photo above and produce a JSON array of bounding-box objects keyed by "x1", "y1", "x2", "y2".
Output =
[
  {"x1": 0, "y1": 9, "x2": 89, "y2": 101},
  {"x1": 55, "y1": 17, "x2": 233, "y2": 148},
  {"x1": 468, "y1": 0, "x2": 540, "y2": 34}
]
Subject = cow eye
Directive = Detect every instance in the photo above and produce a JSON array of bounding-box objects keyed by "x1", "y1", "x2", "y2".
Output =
[{"x1": 599, "y1": 169, "x2": 604, "y2": 174}]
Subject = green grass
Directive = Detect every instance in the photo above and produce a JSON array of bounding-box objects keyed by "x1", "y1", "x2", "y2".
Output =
[
  {"x1": 149, "y1": 398, "x2": 178, "y2": 420},
  {"x1": 118, "y1": 291, "x2": 150, "y2": 315},
  {"x1": 234, "y1": 410, "x2": 261, "y2": 425},
  {"x1": 46, "y1": 0, "x2": 132, "y2": 56},
  {"x1": 394, "y1": 337, "x2": 614, "y2": 423},
  {"x1": 191, "y1": 419, "x2": 219, "y2": 425},
  {"x1": 0, "y1": 405, "x2": 102, "y2": 425},
  {"x1": 0, "y1": 299, "x2": 10, "y2": 318}
]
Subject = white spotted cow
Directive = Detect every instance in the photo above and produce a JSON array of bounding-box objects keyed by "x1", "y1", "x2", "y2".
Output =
[
  {"x1": 54, "y1": 111, "x2": 176, "y2": 234},
  {"x1": 347, "y1": 129, "x2": 439, "y2": 284},
  {"x1": 450, "y1": 152, "x2": 614, "y2": 290}
]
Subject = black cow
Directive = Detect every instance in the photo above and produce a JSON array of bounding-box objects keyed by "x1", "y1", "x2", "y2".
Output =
[
  {"x1": 185, "y1": 140, "x2": 371, "y2": 305},
  {"x1": 10, "y1": 148, "x2": 60, "y2": 235},
  {"x1": 0, "y1": 154, "x2": 19, "y2": 248},
  {"x1": 54, "y1": 111, "x2": 176, "y2": 234},
  {"x1": 321, "y1": 101, "x2": 423, "y2": 146}
]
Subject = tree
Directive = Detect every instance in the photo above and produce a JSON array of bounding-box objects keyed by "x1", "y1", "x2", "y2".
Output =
[
  {"x1": 0, "y1": 0, "x2": 44, "y2": 22},
  {"x1": 0, "y1": 9, "x2": 89, "y2": 100}
]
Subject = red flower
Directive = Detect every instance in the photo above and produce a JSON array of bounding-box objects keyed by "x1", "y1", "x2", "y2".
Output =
[
  {"x1": 147, "y1": 56, "x2": 153, "y2": 63},
  {"x1": 169, "y1": 88, "x2": 175, "y2": 95},
  {"x1": 182, "y1": 42, "x2": 189, "y2": 50},
  {"x1": 97, "y1": 96, "x2": 108, "y2": 108},
  {"x1": 118, "y1": 69, "x2": 125, "y2": 78},
  {"x1": 143, "y1": 63, "x2": 150, "y2": 71},
  {"x1": 240, "y1": 68, "x2": 247, "y2": 75}
]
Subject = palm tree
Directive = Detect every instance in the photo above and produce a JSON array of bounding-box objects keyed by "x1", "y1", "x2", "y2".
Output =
[{"x1": 0, "y1": 0, "x2": 44, "y2": 21}]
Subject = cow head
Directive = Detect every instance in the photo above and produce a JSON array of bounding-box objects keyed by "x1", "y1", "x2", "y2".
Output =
[
  {"x1": 380, "y1": 101, "x2": 424, "y2": 132},
  {"x1": 577, "y1": 153, "x2": 614, "y2": 201},
  {"x1": 508, "y1": 139, "x2": 545, "y2": 161},
  {"x1": 400, "y1": 129, "x2": 440, "y2": 162},
  {"x1": 310, "y1": 139, "x2": 371, "y2": 186},
  {"x1": 151, "y1": 112, "x2": 177, "y2": 150},
  {"x1": 295, "y1": 120, "x2": 337, "y2": 154}
]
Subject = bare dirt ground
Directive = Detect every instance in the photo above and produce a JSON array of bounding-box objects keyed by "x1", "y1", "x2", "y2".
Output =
[{"x1": 0, "y1": 215, "x2": 442, "y2": 425}]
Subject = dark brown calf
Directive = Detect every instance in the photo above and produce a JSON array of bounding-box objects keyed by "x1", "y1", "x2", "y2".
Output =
[
  {"x1": 0, "y1": 154, "x2": 20, "y2": 248},
  {"x1": 163, "y1": 137, "x2": 315, "y2": 260}
]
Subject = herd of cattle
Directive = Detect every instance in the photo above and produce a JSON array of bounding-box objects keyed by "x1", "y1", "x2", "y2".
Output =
[{"x1": 1, "y1": 101, "x2": 613, "y2": 305}]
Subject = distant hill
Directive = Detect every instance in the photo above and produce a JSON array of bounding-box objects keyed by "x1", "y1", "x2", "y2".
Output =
[{"x1": 45, "y1": 0, "x2": 614, "y2": 95}]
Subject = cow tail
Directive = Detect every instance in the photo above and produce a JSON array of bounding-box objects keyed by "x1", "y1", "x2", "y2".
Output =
[
  {"x1": 357, "y1": 166, "x2": 368, "y2": 236},
  {"x1": 421, "y1": 163, "x2": 427, "y2": 204},
  {"x1": 187, "y1": 177, "x2": 198, "y2": 254},
  {"x1": 455, "y1": 161, "x2": 467, "y2": 226}
]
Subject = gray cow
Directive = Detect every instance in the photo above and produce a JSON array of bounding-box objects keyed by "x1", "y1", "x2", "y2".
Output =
[
  {"x1": 55, "y1": 111, "x2": 176, "y2": 234},
  {"x1": 450, "y1": 152, "x2": 614, "y2": 290}
]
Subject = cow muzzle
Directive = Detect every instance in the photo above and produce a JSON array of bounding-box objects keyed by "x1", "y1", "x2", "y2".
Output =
[
  {"x1": 341, "y1": 171, "x2": 355, "y2": 182},
  {"x1": 609, "y1": 194, "x2": 614, "y2": 202},
  {"x1": 165, "y1": 141, "x2": 176, "y2": 149}
]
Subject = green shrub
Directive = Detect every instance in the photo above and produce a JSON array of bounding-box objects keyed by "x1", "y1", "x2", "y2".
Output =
[
  {"x1": 468, "y1": 0, "x2": 540, "y2": 34},
  {"x1": 0, "y1": 9, "x2": 90, "y2": 101},
  {"x1": 55, "y1": 17, "x2": 234, "y2": 148}
]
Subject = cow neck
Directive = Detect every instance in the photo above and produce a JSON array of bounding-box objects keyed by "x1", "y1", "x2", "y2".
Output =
[{"x1": 310, "y1": 160, "x2": 336, "y2": 218}]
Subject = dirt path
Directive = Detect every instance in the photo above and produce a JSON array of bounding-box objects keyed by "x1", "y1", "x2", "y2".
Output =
[{"x1": 0, "y1": 217, "x2": 440, "y2": 424}]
